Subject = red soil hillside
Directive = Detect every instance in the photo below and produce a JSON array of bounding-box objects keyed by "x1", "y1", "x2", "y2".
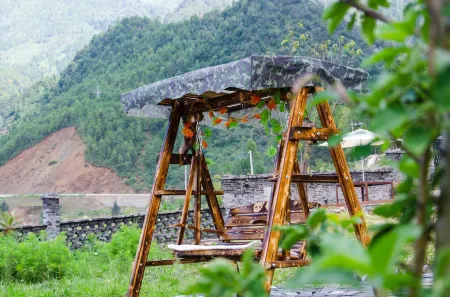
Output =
[{"x1": 0, "y1": 127, "x2": 133, "y2": 194}]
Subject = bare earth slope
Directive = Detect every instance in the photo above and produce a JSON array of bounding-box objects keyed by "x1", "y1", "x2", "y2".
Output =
[{"x1": 0, "y1": 127, "x2": 133, "y2": 194}]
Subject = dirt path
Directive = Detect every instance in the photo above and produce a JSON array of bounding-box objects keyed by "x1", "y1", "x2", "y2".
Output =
[{"x1": 0, "y1": 127, "x2": 133, "y2": 194}]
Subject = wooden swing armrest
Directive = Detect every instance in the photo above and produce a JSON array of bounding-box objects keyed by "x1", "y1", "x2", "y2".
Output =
[{"x1": 170, "y1": 223, "x2": 224, "y2": 235}]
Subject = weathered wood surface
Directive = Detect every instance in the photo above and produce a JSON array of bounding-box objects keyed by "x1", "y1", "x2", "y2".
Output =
[
  {"x1": 265, "y1": 259, "x2": 311, "y2": 269},
  {"x1": 267, "y1": 174, "x2": 340, "y2": 183},
  {"x1": 169, "y1": 154, "x2": 193, "y2": 165},
  {"x1": 289, "y1": 127, "x2": 339, "y2": 141},
  {"x1": 293, "y1": 161, "x2": 310, "y2": 218},
  {"x1": 176, "y1": 155, "x2": 198, "y2": 245},
  {"x1": 201, "y1": 155, "x2": 225, "y2": 238},
  {"x1": 225, "y1": 212, "x2": 306, "y2": 227},
  {"x1": 229, "y1": 200, "x2": 307, "y2": 215},
  {"x1": 127, "y1": 101, "x2": 182, "y2": 297},
  {"x1": 315, "y1": 87, "x2": 371, "y2": 247},
  {"x1": 193, "y1": 152, "x2": 202, "y2": 245},
  {"x1": 260, "y1": 87, "x2": 310, "y2": 291},
  {"x1": 154, "y1": 189, "x2": 224, "y2": 196}
]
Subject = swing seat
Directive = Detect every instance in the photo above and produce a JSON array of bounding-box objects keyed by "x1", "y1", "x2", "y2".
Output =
[{"x1": 169, "y1": 200, "x2": 320, "y2": 261}]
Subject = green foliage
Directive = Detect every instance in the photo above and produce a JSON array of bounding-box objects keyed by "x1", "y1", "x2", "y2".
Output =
[
  {"x1": 0, "y1": 233, "x2": 71, "y2": 283},
  {"x1": 0, "y1": 0, "x2": 371, "y2": 189},
  {"x1": 184, "y1": 249, "x2": 268, "y2": 297},
  {"x1": 103, "y1": 224, "x2": 140, "y2": 259}
]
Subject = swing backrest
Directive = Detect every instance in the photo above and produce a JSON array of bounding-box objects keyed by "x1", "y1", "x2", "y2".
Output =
[{"x1": 219, "y1": 200, "x2": 320, "y2": 242}]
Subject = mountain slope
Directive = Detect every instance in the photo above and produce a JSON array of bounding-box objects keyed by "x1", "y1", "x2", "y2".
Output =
[
  {"x1": 0, "y1": 0, "x2": 234, "y2": 129},
  {"x1": 0, "y1": 0, "x2": 370, "y2": 190},
  {"x1": 0, "y1": 127, "x2": 133, "y2": 194}
]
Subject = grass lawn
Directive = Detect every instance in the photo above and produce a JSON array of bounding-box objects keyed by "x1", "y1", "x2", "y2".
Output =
[{"x1": 1, "y1": 213, "x2": 407, "y2": 297}]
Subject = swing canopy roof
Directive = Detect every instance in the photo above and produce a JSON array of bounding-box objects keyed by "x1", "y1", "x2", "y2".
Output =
[{"x1": 120, "y1": 55, "x2": 368, "y2": 118}]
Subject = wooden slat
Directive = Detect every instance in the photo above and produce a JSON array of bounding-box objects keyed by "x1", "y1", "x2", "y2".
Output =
[
  {"x1": 229, "y1": 200, "x2": 305, "y2": 215},
  {"x1": 264, "y1": 259, "x2": 311, "y2": 269},
  {"x1": 146, "y1": 258, "x2": 208, "y2": 266},
  {"x1": 225, "y1": 212, "x2": 306, "y2": 227},
  {"x1": 261, "y1": 87, "x2": 309, "y2": 291},
  {"x1": 268, "y1": 174, "x2": 339, "y2": 183},
  {"x1": 315, "y1": 87, "x2": 371, "y2": 247},
  {"x1": 127, "y1": 101, "x2": 182, "y2": 297},
  {"x1": 289, "y1": 127, "x2": 339, "y2": 141},
  {"x1": 220, "y1": 227, "x2": 266, "y2": 241},
  {"x1": 154, "y1": 189, "x2": 224, "y2": 196},
  {"x1": 172, "y1": 223, "x2": 224, "y2": 234}
]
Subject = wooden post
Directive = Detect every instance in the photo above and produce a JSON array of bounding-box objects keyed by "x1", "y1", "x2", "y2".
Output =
[
  {"x1": 315, "y1": 88, "x2": 370, "y2": 247},
  {"x1": 293, "y1": 160, "x2": 310, "y2": 218},
  {"x1": 177, "y1": 155, "x2": 198, "y2": 245},
  {"x1": 260, "y1": 88, "x2": 309, "y2": 291},
  {"x1": 193, "y1": 151, "x2": 202, "y2": 244},
  {"x1": 127, "y1": 101, "x2": 182, "y2": 297},
  {"x1": 201, "y1": 155, "x2": 225, "y2": 235}
]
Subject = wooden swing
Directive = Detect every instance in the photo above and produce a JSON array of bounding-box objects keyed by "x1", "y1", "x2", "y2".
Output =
[{"x1": 120, "y1": 56, "x2": 371, "y2": 296}]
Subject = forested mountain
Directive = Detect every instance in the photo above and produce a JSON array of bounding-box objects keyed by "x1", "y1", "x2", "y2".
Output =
[
  {"x1": 0, "y1": 0, "x2": 234, "y2": 129},
  {"x1": 0, "y1": 0, "x2": 373, "y2": 190}
]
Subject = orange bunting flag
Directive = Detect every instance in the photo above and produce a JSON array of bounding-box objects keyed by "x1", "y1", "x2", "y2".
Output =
[
  {"x1": 254, "y1": 113, "x2": 262, "y2": 120},
  {"x1": 212, "y1": 117, "x2": 223, "y2": 125},
  {"x1": 241, "y1": 116, "x2": 248, "y2": 123},
  {"x1": 182, "y1": 126, "x2": 194, "y2": 138},
  {"x1": 202, "y1": 140, "x2": 208, "y2": 149},
  {"x1": 219, "y1": 107, "x2": 228, "y2": 114},
  {"x1": 267, "y1": 99, "x2": 276, "y2": 110},
  {"x1": 225, "y1": 120, "x2": 232, "y2": 128},
  {"x1": 208, "y1": 111, "x2": 214, "y2": 119},
  {"x1": 250, "y1": 94, "x2": 261, "y2": 105}
]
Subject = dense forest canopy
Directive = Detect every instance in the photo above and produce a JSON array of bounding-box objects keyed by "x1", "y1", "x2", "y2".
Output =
[
  {"x1": 0, "y1": 0, "x2": 234, "y2": 129},
  {"x1": 0, "y1": 0, "x2": 376, "y2": 190}
]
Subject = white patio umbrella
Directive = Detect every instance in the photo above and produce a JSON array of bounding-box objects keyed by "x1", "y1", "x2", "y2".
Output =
[{"x1": 319, "y1": 129, "x2": 384, "y2": 181}]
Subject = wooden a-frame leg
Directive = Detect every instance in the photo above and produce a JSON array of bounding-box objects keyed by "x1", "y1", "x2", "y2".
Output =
[
  {"x1": 293, "y1": 160, "x2": 310, "y2": 218},
  {"x1": 194, "y1": 151, "x2": 202, "y2": 244},
  {"x1": 127, "y1": 102, "x2": 182, "y2": 297},
  {"x1": 200, "y1": 154, "x2": 225, "y2": 236},
  {"x1": 260, "y1": 88, "x2": 309, "y2": 291},
  {"x1": 315, "y1": 93, "x2": 370, "y2": 247},
  {"x1": 177, "y1": 155, "x2": 198, "y2": 245}
]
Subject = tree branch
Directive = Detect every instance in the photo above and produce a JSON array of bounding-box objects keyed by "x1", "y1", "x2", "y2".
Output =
[{"x1": 340, "y1": 0, "x2": 392, "y2": 23}]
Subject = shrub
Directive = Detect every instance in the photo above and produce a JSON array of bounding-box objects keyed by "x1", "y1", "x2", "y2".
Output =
[
  {"x1": 104, "y1": 224, "x2": 140, "y2": 260},
  {"x1": 48, "y1": 160, "x2": 58, "y2": 165},
  {"x1": 0, "y1": 232, "x2": 71, "y2": 283}
]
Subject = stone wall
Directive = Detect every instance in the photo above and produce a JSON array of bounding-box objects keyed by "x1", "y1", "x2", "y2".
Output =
[
  {"x1": 10, "y1": 209, "x2": 221, "y2": 249},
  {"x1": 221, "y1": 169, "x2": 402, "y2": 210}
]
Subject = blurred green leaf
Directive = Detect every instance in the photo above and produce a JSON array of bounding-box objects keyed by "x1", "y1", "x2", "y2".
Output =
[
  {"x1": 399, "y1": 156, "x2": 419, "y2": 177},
  {"x1": 323, "y1": 3, "x2": 350, "y2": 33},
  {"x1": 403, "y1": 125, "x2": 433, "y2": 156},
  {"x1": 267, "y1": 146, "x2": 277, "y2": 157},
  {"x1": 362, "y1": 15, "x2": 376, "y2": 45}
]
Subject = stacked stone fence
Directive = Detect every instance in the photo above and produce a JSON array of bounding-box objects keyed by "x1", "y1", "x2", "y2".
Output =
[
  {"x1": 221, "y1": 168, "x2": 402, "y2": 210},
  {"x1": 8, "y1": 194, "x2": 223, "y2": 249}
]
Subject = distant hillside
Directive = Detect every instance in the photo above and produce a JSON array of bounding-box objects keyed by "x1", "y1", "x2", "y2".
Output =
[
  {"x1": 0, "y1": 0, "x2": 371, "y2": 190},
  {"x1": 0, "y1": 127, "x2": 132, "y2": 194},
  {"x1": 0, "y1": 0, "x2": 234, "y2": 129}
]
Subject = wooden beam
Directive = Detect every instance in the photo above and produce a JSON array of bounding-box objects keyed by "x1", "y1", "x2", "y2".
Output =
[
  {"x1": 182, "y1": 89, "x2": 291, "y2": 116},
  {"x1": 315, "y1": 87, "x2": 371, "y2": 247},
  {"x1": 201, "y1": 155, "x2": 226, "y2": 238},
  {"x1": 264, "y1": 259, "x2": 311, "y2": 269},
  {"x1": 127, "y1": 101, "x2": 182, "y2": 297},
  {"x1": 293, "y1": 161, "x2": 310, "y2": 218},
  {"x1": 260, "y1": 87, "x2": 309, "y2": 291},
  {"x1": 177, "y1": 155, "x2": 198, "y2": 245},
  {"x1": 268, "y1": 174, "x2": 340, "y2": 183},
  {"x1": 154, "y1": 189, "x2": 224, "y2": 196},
  {"x1": 193, "y1": 153, "x2": 202, "y2": 244},
  {"x1": 289, "y1": 127, "x2": 339, "y2": 141},
  {"x1": 146, "y1": 258, "x2": 209, "y2": 266}
]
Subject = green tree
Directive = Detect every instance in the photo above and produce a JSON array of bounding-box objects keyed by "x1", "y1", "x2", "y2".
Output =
[
  {"x1": 111, "y1": 201, "x2": 121, "y2": 217},
  {"x1": 0, "y1": 201, "x2": 8, "y2": 213}
]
